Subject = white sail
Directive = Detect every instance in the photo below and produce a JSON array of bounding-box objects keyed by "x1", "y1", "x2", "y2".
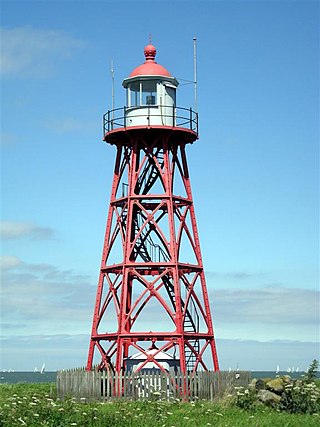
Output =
[{"x1": 40, "y1": 363, "x2": 45, "y2": 374}]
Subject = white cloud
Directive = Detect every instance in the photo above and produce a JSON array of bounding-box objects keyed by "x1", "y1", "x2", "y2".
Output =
[
  {"x1": 1, "y1": 253, "x2": 318, "y2": 366},
  {"x1": 216, "y1": 338, "x2": 319, "y2": 371},
  {"x1": 0, "y1": 221, "x2": 55, "y2": 240},
  {"x1": 44, "y1": 117, "x2": 97, "y2": 133},
  {"x1": 0, "y1": 334, "x2": 90, "y2": 371},
  {"x1": 1, "y1": 258, "x2": 95, "y2": 336},
  {"x1": 212, "y1": 286, "x2": 319, "y2": 326},
  {"x1": 0, "y1": 334, "x2": 318, "y2": 371},
  {"x1": 0, "y1": 255, "x2": 23, "y2": 270},
  {"x1": 0, "y1": 26, "x2": 85, "y2": 77}
]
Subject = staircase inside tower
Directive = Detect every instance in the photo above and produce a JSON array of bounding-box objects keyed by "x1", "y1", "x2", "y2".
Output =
[
  {"x1": 135, "y1": 148, "x2": 164, "y2": 195},
  {"x1": 132, "y1": 210, "x2": 169, "y2": 263},
  {"x1": 131, "y1": 210, "x2": 200, "y2": 371},
  {"x1": 132, "y1": 147, "x2": 168, "y2": 261},
  {"x1": 131, "y1": 147, "x2": 201, "y2": 372},
  {"x1": 162, "y1": 275, "x2": 200, "y2": 372}
]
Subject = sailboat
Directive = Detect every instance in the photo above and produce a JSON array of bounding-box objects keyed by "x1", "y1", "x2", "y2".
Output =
[
  {"x1": 276, "y1": 364, "x2": 280, "y2": 373},
  {"x1": 40, "y1": 363, "x2": 45, "y2": 374}
]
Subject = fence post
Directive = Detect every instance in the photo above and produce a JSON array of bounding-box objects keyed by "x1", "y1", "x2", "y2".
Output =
[{"x1": 56, "y1": 368, "x2": 250, "y2": 402}]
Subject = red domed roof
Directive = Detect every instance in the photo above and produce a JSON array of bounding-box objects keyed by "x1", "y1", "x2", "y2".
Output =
[{"x1": 129, "y1": 44, "x2": 171, "y2": 77}]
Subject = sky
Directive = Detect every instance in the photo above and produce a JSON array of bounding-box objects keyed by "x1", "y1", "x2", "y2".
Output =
[{"x1": 1, "y1": 0, "x2": 319, "y2": 372}]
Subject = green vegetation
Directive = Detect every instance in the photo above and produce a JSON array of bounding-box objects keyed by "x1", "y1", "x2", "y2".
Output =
[
  {"x1": 306, "y1": 359, "x2": 320, "y2": 381},
  {"x1": 1, "y1": 381, "x2": 319, "y2": 427}
]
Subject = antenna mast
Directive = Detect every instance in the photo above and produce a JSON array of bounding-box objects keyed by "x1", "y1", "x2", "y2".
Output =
[
  {"x1": 111, "y1": 60, "x2": 115, "y2": 121},
  {"x1": 193, "y1": 37, "x2": 198, "y2": 113}
]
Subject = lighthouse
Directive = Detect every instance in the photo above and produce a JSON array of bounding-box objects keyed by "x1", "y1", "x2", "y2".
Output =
[{"x1": 86, "y1": 43, "x2": 219, "y2": 375}]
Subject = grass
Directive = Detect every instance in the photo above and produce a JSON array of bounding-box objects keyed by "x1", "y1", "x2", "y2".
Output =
[{"x1": 1, "y1": 382, "x2": 319, "y2": 426}]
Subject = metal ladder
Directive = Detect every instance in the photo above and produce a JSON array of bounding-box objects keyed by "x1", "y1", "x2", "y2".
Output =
[
  {"x1": 132, "y1": 211, "x2": 169, "y2": 263},
  {"x1": 162, "y1": 275, "x2": 200, "y2": 371},
  {"x1": 136, "y1": 150, "x2": 164, "y2": 195}
]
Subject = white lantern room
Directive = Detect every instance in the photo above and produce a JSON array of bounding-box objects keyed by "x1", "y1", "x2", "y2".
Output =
[{"x1": 122, "y1": 44, "x2": 179, "y2": 128}]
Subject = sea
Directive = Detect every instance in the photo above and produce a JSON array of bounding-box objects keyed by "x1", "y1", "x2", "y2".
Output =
[{"x1": 1, "y1": 371, "x2": 316, "y2": 384}]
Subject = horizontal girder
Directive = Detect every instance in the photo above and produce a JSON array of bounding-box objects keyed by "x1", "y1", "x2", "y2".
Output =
[{"x1": 87, "y1": 130, "x2": 219, "y2": 375}]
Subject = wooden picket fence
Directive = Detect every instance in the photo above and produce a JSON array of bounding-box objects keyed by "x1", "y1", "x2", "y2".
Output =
[{"x1": 57, "y1": 368, "x2": 250, "y2": 401}]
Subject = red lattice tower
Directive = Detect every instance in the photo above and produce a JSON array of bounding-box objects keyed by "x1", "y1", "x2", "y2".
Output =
[{"x1": 86, "y1": 43, "x2": 219, "y2": 375}]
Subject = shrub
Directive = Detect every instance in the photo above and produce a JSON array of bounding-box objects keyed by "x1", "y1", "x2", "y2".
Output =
[
  {"x1": 232, "y1": 386, "x2": 258, "y2": 411},
  {"x1": 230, "y1": 361, "x2": 320, "y2": 415},
  {"x1": 305, "y1": 359, "x2": 319, "y2": 382},
  {"x1": 279, "y1": 379, "x2": 320, "y2": 414}
]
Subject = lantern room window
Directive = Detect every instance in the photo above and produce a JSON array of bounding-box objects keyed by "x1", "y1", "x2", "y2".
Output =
[
  {"x1": 142, "y1": 81, "x2": 156, "y2": 105},
  {"x1": 128, "y1": 82, "x2": 140, "y2": 107},
  {"x1": 127, "y1": 81, "x2": 157, "y2": 107}
]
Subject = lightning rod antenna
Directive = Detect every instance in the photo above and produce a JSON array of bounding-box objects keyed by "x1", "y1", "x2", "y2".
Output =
[
  {"x1": 193, "y1": 37, "x2": 198, "y2": 113},
  {"x1": 111, "y1": 60, "x2": 115, "y2": 121}
]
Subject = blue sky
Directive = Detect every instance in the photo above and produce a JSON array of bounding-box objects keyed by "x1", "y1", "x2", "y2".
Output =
[{"x1": 1, "y1": 0, "x2": 319, "y2": 371}]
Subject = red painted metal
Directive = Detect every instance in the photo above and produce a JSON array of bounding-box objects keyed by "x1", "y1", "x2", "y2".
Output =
[
  {"x1": 129, "y1": 43, "x2": 171, "y2": 77},
  {"x1": 86, "y1": 47, "x2": 219, "y2": 377}
]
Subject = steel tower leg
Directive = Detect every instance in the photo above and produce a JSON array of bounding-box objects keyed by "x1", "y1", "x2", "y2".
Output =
[{"x1": 87, "y1": 131, "x2": 219, "y2": 375}]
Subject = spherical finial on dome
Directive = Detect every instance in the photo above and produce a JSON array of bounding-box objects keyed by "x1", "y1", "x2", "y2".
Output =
[
  {"x1": 127, "y1": 43, "x2": 172, "y2": 78},
  {"x1": 144, "y1": 44, "x2": 156, "y2": 62}
]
